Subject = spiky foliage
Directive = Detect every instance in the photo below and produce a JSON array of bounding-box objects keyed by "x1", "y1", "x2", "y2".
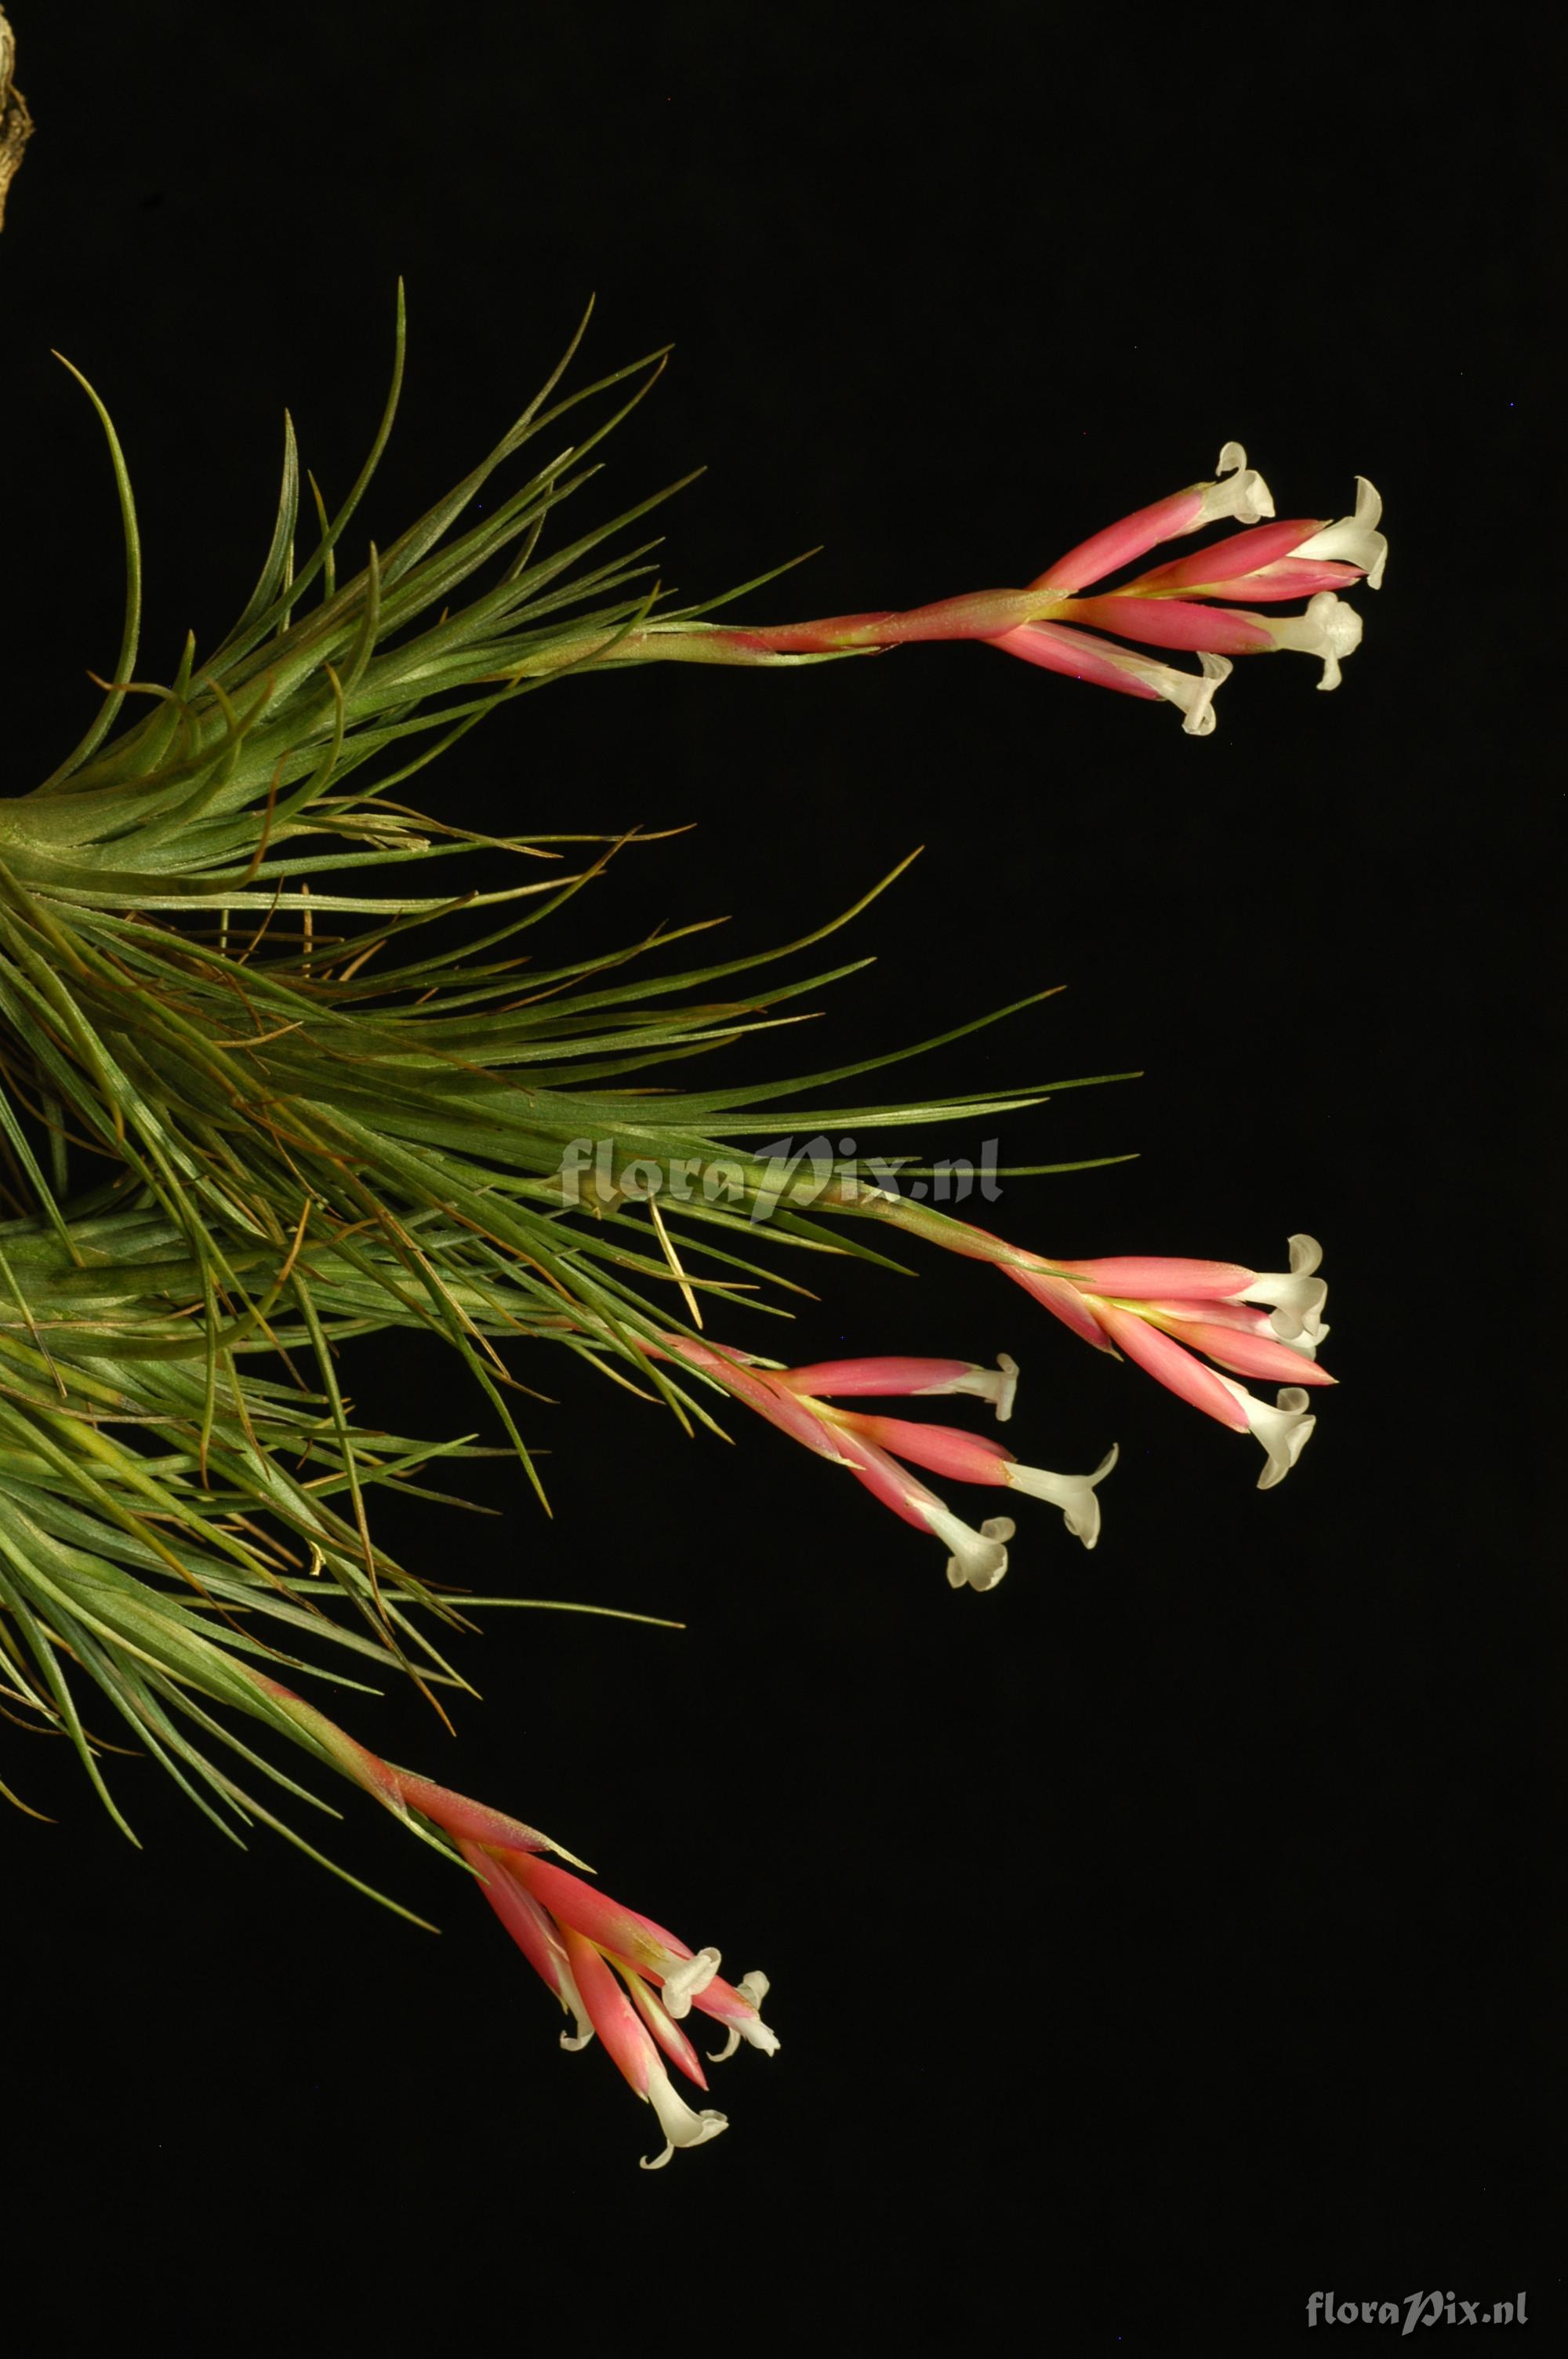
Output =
[{"x1": 0, "y1": 298, "x2": 1121, "y2": 1862}]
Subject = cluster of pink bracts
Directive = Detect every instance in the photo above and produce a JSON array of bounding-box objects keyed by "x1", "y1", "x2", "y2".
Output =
[
  {"x1": 654, "y1": 1334, "x2": 1102, "y2": 1593},
  {"x1": 256, "y1": 1677, "x2": 779, "y2": 2171},
  {"x1": 699, "y1": 442, "x2": 1387, "y2": 735},
  {"x1": 455, "y1": 1844, "x2": 775, "y2": 2169}
]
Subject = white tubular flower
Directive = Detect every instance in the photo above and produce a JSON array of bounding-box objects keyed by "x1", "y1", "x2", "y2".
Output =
[
  {"x1": 641, "y1": 2064, "x2": 730, "y2": 2172},
  {"x1": 1290, "y1": 476, "x2": 1388, "y2": 589},
  {"x1": 1215, "y1": 1376, "x2": 1317, "y2": 1489},
  {"x1": 706, "y1": 1972, "x2": 778, "y2": 2062},
  {"x1": 936, "y1": 1350, "x2": 1019, "y2": 1423},
  {"x1": 921, "y1": 1502, "x2": 1016, "y2": 1591},
  {"x1": 1203, "y1": 442, "x2": 1276, "y2": 527},
  {"x1": 1171, "y1": 649, "x2": 1232, "y2": 736},
  {"x1": 1002, "y1": 1443, "x2": 1120, "y2": 1550},
  {"x1": 1261, "y1": 591, "x2": 1364, "y2": 689},
  {"x1": 1230, "y1": 1234, "x2": 1330, "y2": 1343},
  {"x1": 659, "y1": 1945, "x2": 723, "y2": 2019},
  {"x1": 1104, "y1": 645, "x2": 1232, "y2": 735},
  {"x1": 469, "y1": 1844, "x2": 773, "y2": 2168},
  {"x1": 557, "y1": 1953, "x2": 597, "y2": 2052}
]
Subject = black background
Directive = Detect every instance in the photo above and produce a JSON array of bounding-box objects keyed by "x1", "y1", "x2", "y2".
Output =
[{"x1": 1, "y1": 8, "x2": 1555, "y2": 2347}]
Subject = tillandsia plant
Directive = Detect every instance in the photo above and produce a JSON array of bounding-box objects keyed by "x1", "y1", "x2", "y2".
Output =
[{"x1": 0, "y1": 293, "x2": 1385, "y2": 2162}]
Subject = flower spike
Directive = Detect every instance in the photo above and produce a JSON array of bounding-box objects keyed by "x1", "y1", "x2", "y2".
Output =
[
  {"x1": 1019, "y1": 1237, "x2": 1333, "y2": 1486},
  {"x1": 458, "y1": 1839, "x2": 777, "y2": 2168},
  {"x1": 655, "y1": 1336, "x2": 1115, "y2": 1582},
  {"x1": 676, "y1": 443, "x2": 1385, "y2": 732},
  {"x1": 836, "y1": 1209, "x2": 1334, "y2": 1490},
  {"x1": 561, "y1": 1931, "x2": 731, "y2": 2171},
  {"x1": 249, "y1": 1674, "x2": 775, "y2": 2168}
]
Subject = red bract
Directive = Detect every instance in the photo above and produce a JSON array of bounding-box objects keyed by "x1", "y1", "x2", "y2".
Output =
[{"x1": 458, "y1": 1845, "x2": 777, "y2": 2170}]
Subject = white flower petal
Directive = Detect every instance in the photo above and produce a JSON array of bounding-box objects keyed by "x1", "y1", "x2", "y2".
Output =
[
  {"x1": 1202, "y1": 443, "x2": 1276, "y2": 527},
  {"x1": 1216, "y1": 1376, "x2": 1317, "y2": 1489},
  {"x1": 1262, "y1": 591, "x2": 1363, "y2": 690},
  {"x1": 707, "y1": 1971, "x2": 780, "y2": 2060},
  {"x1": 924, "y1": 1502, "x2": 1015, "y2": 1591},
  {"x1": 1232, "y1": 1235, "x2": 1329, "y2": 1340},
  {"x1": 1080, "y1": 645, "x2": 1233, "y2": 736},
  {"x1": 659, "y1": 1945, "x2": 721, "y2": 2019},
  {"x1": 1177, "y1": 651, "x2": 1233, "y2": 735},
  {"x1": 558, "y1": 1951, "x2": 597, "y2": 2051},
  {"x1": 933, "y1": 1350, "x2": 1019, "y2": 1423},
  {"x1": 639, "y1": 2065, "x2": 730, "y2": 2169},
  {"x1": 1004, "y1": 1442, "x2": 1119, "y2": 1550},
  {"x1": 1292, "y1": 477, "x2": 1387, "y2": 589}
]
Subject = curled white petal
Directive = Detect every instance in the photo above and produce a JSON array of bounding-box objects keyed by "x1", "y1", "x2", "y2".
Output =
[
  {"x1": 1216, "y1": 1376, "x2": 1317, "y2": 1489},
  {"x1": 708, "y1": 1970, "x2": 780, "y2": 2061},
  {"x1": 924, "y1": 1502, "x2": 1015, "y2": 1591},
  {"x1": 706, "y1": 2014, "x2": 780, "y2": 2062},
  {"x1": 510, "y1": 1898, "x2": 593, "y2": 2049},
  {"x1": 1082, "y1": 645, "x2": 1232, "y2": 736},
  {"x1": 931, "y1": 1350, "x2": 1018, "y2": 1423},
  {"x1": 1232, "y1": 1234, "x2": 1329, "y2": 1342},
  {"x1": 1202, "y1": 443, "x2": 1276, "y2": 527},
  {"x1": 660, "y1": 1945, "x2": 721, "y2": 2020},
  {"x1": 1263, "y1": 591, "x2": 1363, "y2": 690},
  {"x1": 1004, "y1": 1442, "x2": 1119, "y2": 1550},
  {"x1": 734, "y1": 1971, "x2": 780, "y2": 2054},
  {"x1": 557, "y1": 1950, "x2": 597, "y2": 2052},
  {"x1": 639, "y1": 2064, "x2": 730, "y2": 2170},
  {"x1": 1178, "y1": 651, "x2": 1233, "y2": 736},
  {"x1": 1292, "y1": 477, "x2": 1387, "y2": 589}
]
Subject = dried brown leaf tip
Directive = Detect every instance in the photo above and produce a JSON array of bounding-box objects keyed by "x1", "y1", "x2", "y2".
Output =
[{"x1": 0, "y1": 9, "x2": 34, "y2": 231}]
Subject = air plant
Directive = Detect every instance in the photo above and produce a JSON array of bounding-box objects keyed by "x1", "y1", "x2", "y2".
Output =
[{"x1": 0, "y1": 292, "x2": 1381, "y2": 2161}]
